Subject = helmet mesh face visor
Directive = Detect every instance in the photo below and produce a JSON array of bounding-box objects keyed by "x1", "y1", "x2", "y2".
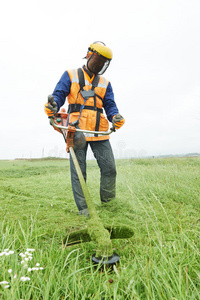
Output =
[
  {"x1": 87, "y1": 53, "x2": 110, "y2": 75},
  {"x1": 98, "y1": 60, "x2": 110, "y2": 75}
]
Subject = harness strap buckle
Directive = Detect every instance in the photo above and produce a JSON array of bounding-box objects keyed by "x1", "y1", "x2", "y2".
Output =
[{"x1": 80, "y1": 89, "x2": 95, "y2": 100}]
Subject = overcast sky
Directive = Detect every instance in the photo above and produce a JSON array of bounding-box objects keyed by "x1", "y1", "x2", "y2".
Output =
[{"x1": 1, "y1": 0, "x2": 200, "y2": 159}]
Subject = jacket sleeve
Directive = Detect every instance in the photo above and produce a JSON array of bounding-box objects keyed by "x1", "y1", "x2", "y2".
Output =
[
  {"x1": 103, "y1": 82, "x2": 119, "y2": 122},
  {"x1": 52, "y1": 71, "x2": 71, "y2": 111}
]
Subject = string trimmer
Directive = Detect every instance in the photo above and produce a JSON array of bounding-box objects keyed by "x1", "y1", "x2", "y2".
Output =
[{"x1": 48, "y1": 96, "x2": 134, "y2": 266}]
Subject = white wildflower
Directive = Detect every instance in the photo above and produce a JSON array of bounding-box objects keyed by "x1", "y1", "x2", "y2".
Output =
[
  {"x1": 1, "y1": 249, "x2": 14, "y2": 256},
  {"x1": 21, "y1": 260, "x2": 25, "y2": 264},
  {"x1": 14, "y1": 274, "x2": 17, "y2": 279},
  {"x1": 19, "y1": 253, "x2": 26, "y2": 258},
  {"x1": 31, "y1": 267, "x2": 39, "y2": 271},
  {"x1": 20, "y1": 276, "x2": 31, "y2": 282},
  {"x1": 24, "y1": 258, "x2": 29, "y2": 261},
  {"x1": 26, "y1": 248, "x2": 35, "y2": 252},
  {"x1": 0, "y1": 281, "x2": 9, "y2": 285},
  {"x1": 36, "y1": 263, "x2": 40, "y2": 267},
  {"x1": 4, "y1": 285, "x2": 10, "y2": 289},
  {"x1": 8, "y1": 269, "x2": 12, "y2": 274},
  {"x1": 39, "y1": 267, "x2": 44, "y2": 270}
]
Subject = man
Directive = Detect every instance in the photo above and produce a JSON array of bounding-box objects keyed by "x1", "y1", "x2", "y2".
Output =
[{"x1": 44, "y1": 42, "x2": 125, "y2": 215}]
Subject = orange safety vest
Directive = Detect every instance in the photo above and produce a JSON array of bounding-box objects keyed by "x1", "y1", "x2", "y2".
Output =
[{"x1": 67, "y1": 68, "x2": 110, "y2": 141}]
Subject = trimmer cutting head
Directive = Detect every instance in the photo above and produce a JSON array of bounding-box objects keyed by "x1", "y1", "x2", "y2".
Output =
[{"x1": 92, "y1": 252, "x2": 120, "y2": 266}]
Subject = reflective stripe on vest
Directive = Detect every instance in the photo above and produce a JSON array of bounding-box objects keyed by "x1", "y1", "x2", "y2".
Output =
[
  {"x1": 70, "y1": 69, "x2": 107, "y2": 88},
  {"x1": 71, "y1": 69, "x2": 79, "y2": 83}
]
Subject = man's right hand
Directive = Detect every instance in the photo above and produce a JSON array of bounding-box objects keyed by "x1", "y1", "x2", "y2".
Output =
[{"x1": 44, "y1": 95, "x2": 58, "y2": 117}]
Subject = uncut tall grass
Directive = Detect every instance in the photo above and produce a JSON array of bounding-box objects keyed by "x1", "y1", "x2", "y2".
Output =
[{"x1": 0, "y1": 157, "x2": 200, "y2": 299}]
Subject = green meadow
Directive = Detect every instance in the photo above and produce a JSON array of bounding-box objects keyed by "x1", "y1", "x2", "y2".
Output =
[{"x1": 0, "y1": 157, "x2": 200, "y2": 299}]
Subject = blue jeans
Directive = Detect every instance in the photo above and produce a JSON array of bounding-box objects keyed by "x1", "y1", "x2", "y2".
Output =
[{"x1": 70, "y1": 140, "x2": 117, "y2": 214}]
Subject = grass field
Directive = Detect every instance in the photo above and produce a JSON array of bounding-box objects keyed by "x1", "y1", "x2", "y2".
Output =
[{"x1": 0, "y1": 157, "x2": 200, "y2": 299}]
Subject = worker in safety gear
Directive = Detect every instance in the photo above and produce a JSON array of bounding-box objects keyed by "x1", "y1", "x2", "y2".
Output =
[{"x1": 44, "y1": 42, "x2": 125, "y2": 216}]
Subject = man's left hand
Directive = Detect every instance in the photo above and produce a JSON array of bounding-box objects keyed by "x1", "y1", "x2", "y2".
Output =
[{"x1": 112, "y1": 113, "x2": 125, "y2": 129}]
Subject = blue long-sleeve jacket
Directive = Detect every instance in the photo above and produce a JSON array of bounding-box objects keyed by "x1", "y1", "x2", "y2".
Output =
[{"x1": 52, "y1": 70, "x2": 119, "y2": 122}]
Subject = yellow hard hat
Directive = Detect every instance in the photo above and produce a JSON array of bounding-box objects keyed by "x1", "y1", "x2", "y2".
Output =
[{"x1": 88, "y1": 42, "x2": 113, "y2": 60}]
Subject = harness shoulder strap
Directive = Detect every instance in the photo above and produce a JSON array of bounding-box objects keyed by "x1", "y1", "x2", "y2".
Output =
[
  {"x1": 77, "y1": 68, "x2": 85, "y2": 91},
  {"x1": 91, "y1": 74, "x2": 100, "y2": 90}
]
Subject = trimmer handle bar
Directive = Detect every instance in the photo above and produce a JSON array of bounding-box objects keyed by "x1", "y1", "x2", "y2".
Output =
[{"x1": 50, "y1": 117, "x2": 115, "y2": 136}]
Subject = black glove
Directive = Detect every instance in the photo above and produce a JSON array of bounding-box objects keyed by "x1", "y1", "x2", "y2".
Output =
[
  {"x1": 44, "y1": 95, "x2": 58, "y2": 117},
  {"x1": 112, "y1": 113, "x2": 125, "y2": 129}
]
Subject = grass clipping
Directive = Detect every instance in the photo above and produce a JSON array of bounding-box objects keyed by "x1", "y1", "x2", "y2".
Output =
[{"x1": 87, "y1": 216, "x2": 113, "y2": 257}]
